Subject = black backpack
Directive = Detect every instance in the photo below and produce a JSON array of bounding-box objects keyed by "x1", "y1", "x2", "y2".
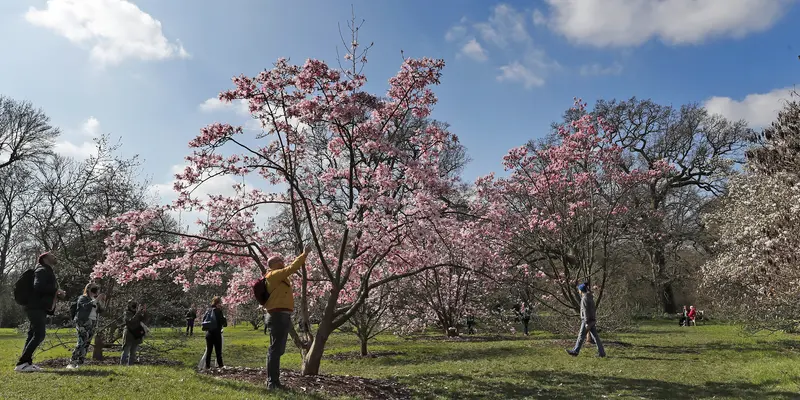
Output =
[
  {"x1": 201, "y1": 308, "x2": 218, "y2": 331},
  {"x1": 13, "y1": 269, "x2": 36, "y2": 306},
  {"x1": 252, "y1": 278, "x2": 271, "y2": 306}
]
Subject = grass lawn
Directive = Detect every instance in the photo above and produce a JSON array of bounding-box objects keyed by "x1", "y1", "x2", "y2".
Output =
[{"x1": 1, "y1": 321, "x2": 800, "y2": 399}]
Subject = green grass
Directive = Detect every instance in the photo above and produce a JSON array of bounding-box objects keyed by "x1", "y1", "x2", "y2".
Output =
[{"x1": 2, "y1": 321, "x2": 800, "y2": 399}]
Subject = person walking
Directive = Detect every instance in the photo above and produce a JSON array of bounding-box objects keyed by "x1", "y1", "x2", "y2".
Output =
[
  {"x1": 264, "y1": 243, "x2": 312, "y2": 390},
  {"x1": 566, "y1": 283, "x2": 606, "y2": 358},
  {"x1": 15, "y1": 252, "x2": 66, "y2": 373},
  {"x1": 186, "y1": 305, "x2": 197, "y2": 336},
  {"x1": 121, "y1": 300, "x2": 147, "y2": 366},
  {"x1": 67, "y1": 283, "x2": 106, "y2": 369},
  {"x1": 201, "y1": 296, "x2": 227, "y2": 369},
  {"x1": 688, "y1": 306, "x2": 697, "y2": 326},
  {"x1": 520, "y1": 303, "x2": 532, "y2": 336}
]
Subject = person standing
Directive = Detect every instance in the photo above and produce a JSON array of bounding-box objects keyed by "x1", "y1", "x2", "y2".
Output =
[
  {"x1": 688, "y1": 306, "x2": 697, "y2": 326},
  {"x1": 202, "y1": 296, "x2": 227, "y2": 369},
  {"x1": 121, "y1": 300, "x2": 147, "y2": 365},
  {"x1": 520, "y1": 303, "x2": 532, "y2": 336},
  {"x1": 679, "y1": 305, "x2": 689, "y2": 327},
  {"x1": 264, "y1": 244, "x2": 312, "y2": 390},
  {"x1": 15, "y1": 252, "x2": 65, "y2": 372},
  {"x1": 67, "y1": 283, "x2": 106, "y2": 369},
  {"x1": 186, "y1": 305, "x2": 197, "y2": 336},
  {"x1": 566, "y1": 283, "x2": 606, "y2": 358}
]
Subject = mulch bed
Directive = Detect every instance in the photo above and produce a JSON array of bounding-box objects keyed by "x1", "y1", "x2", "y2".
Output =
[
  {"x1": 200, "y1": 367, "x2": 412, "y2": 400},
  {"x1": 38, "y1": 356, "x2": 183, "y2": 368},
  {"x1": 325, "y1": 351, "x2": 404, "y2": 361}
]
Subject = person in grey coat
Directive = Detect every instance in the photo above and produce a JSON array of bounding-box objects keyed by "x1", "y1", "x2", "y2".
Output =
[{"x1": 566, "y1": 283, "x2": 606, "y2": 357}]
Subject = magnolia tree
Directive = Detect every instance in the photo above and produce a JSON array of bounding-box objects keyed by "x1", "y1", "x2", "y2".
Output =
[
  {"x1": 703, "y1": 97, "x2": 800, "y2": 331},
  {"x1": 91, "y1": 23, "x2": 486, "y2": 374},
  {"x1": 476, "y1": 100, "x2": 669, "y2": 317}
]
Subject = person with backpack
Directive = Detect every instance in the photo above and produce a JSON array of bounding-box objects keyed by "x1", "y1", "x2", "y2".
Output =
[
  {"x1": 566, "y1": 283, "x2": 606, "y2": 358},
  {"x1": 186, "y1": 305, "x2": 197, "y2": 336},
  {"x1": 201, "y1": 296, "x2": 227, "y2": 369},
  {"x1": 264, "y1": 243, "x2": 312, "y2": 390},
  {"x1": 14, "y1": 252, "x2": 65, "y2": 373},
  {"x1": 67, "y1": 283, "x2": 106, "y2": 369},
  {"x1": 120, "y1": 300, "x2": 147, "y2": 366}
]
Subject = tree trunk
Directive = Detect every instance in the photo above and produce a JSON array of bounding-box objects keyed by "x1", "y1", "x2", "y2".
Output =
[
  {"x1": 92, "y1": 331, "x2": 105, "y2": 361},
  {"x1": 360, "y1": 336, "x2": 368, "y2": 356},
  {"x1": 301, "y1": 328, "x2": 331, "y2": 376},
  {"x1": 659, "y1": 282, "x2": 677, "y2": 315}
]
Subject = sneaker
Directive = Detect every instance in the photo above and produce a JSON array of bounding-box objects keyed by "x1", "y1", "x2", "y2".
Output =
[
  {"x1": 14, "y1": 363, "x2": 39, "y2": 373},
  {"x1": 566, "y1": 350, "x2": 578, "y2": 357},
  {"x1": 14, "y1": 363, "x2": 30, "y2": 372},
  {"x1": 66, "y1": 364, "x2": 79, "y2": 369}
]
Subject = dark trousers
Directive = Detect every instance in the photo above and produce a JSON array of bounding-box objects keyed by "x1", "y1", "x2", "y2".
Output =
[
  {"x1": 205, "y1": 330, "x2": 223, "y2": 368},
  {"x1": 18, "y1": 308, "x2": 47, "y2": 365},
  {"x1": 266, "y1": 312, "x2": 291, "y2": 386},
  {"x1": 186, "y1": 319, "x2": 194, "y2": 335},
  {"x1": 522, "y1": 319, "x2": 530, "y2": 336}
]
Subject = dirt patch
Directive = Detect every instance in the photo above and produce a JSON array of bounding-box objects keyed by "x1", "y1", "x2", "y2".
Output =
[
  {"x1": 38, "y1": 356, "x2": 183, "y2": 368},
  {"x1": 201, "y1": 366, "x2": 411, "y2": 400},
  {"x1": 403, "y1": 334, "x2": 530, "y2": 342},
  {"x1": 326, "y1": 351, "x2": 404, "y2": 361}
]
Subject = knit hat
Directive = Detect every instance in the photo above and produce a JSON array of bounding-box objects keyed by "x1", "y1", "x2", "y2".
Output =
[{"x1": 577, "y1": 283, "x2": 588, "y2": 293}]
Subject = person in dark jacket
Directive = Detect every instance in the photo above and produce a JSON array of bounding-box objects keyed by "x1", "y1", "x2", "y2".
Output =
[
  {"x1": 67, "y1": 283, "x2": 106, "y2": 369},
  {"x1": 186, "y1": 305, "x2": 197, "y2": 336},
  {"x1": 15, "y1": 252, "x2": 65, "y2": 373},
  {"x1": 121, "y1": 300, "x2": 147, "y2": 365},
  {"x1": 566, "y1": 283, "x2": 606, "y2": 357},
  {"x1": 203, "y1": 296, "x2": 227, "y2": 369}
]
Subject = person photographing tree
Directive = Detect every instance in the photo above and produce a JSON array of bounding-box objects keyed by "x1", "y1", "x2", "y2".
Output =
[
  {"x1": 14, "y1": 252, "x2": 65, "y2": 372},
  {"x1": 264, "y1": 243, "x2": 312, "y2": 390}
]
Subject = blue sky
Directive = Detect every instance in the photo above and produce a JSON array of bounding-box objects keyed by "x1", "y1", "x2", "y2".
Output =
[{"x1": 1, "y1": 0, "x2": 799, "y2": 196}]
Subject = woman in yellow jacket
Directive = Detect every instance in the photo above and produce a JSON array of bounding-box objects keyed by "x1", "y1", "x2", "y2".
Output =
[{"x1": 264, "y1": 243, "x2": 311, "y2": 390}]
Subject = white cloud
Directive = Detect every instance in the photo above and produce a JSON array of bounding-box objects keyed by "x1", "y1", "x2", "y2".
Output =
[
  {"x1": 579, "y1": 62, "x2": 623, "y2": 77},
  {"x1": 198, "y1": 97, "x2": 250, "y2": 116},
  {"x1": 53, "y1": 116, "x2": 104, "y2": 160},
  {"x1": 82, "y1": 116, "x2": 101, "y2": 136},
  {"x1": 460, "y1": 39, "x2": 488, "y2": 62},
  {"x1": 704, "y1": 87, "x2": 795, "y2": 128},
  {"x1": 446, "y1": 4, "x2": 558, "y2": 89},
  {"x1": 532, "y1": 9, "x2": 547, "y2": 26},
  {"x1": 497, "y1": 62, "x2": 544, "y2": 89},
  {"x1": 445, "y1": 25, "x2": 467, "y2": 42},
  {"x1": 539, "y1": 0, "x2": 794, "y2": 47},
  {"x1": 24, "y1": 0, "x2": 189, "y2": 66},
  {"x1": 54, "y1": 140, "x2": 97, "y2": 160}
]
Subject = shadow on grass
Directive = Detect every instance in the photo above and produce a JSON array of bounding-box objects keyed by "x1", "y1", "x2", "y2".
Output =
[
  {"x1": 411, "y1": 371, "x2": 800, "y2": 400},
  {"x1": 41, "y1": 369, "x2": 118, "y2": 377},
  {"x1": 639, "y1": 340, "x2": 800, "y2": 355},
  {"x1": 368, "y1": 345, "x2": 523, "y2": 366}
]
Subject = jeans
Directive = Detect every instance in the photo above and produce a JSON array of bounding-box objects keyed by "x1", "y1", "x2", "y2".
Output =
[
  {"x1": 266, "y1": 312, "x2": 291, "y2": 386},
  {"x1": 571, "y1": 320, "x2": 605, "y2": 356},
  {"x1": 18, "y1": 308, "x2": 47, "y2": 365},
  {"x1": 204, "y1": 330, "x2": 223, "y2": 368},
  {"x1": 186, "y1": 319, "x2": 194, "y2": 335},
  {"x1": 522, "y1": 319, "x2": 530, "y2": 336},
  {"x1": 71, "y1": 319, "x2": 96, "y2": 365},
  {"x1": 120, "y1": 330, "x2": 142, "y2": 365}
]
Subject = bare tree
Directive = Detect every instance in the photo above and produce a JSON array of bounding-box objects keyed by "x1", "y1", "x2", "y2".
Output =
[
  {"x1": 0, "y1": 96, "x2": 59, "y2": 170},
  {"x1": 584, "y1": 98, "x2": 751, "y2": 314}
]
